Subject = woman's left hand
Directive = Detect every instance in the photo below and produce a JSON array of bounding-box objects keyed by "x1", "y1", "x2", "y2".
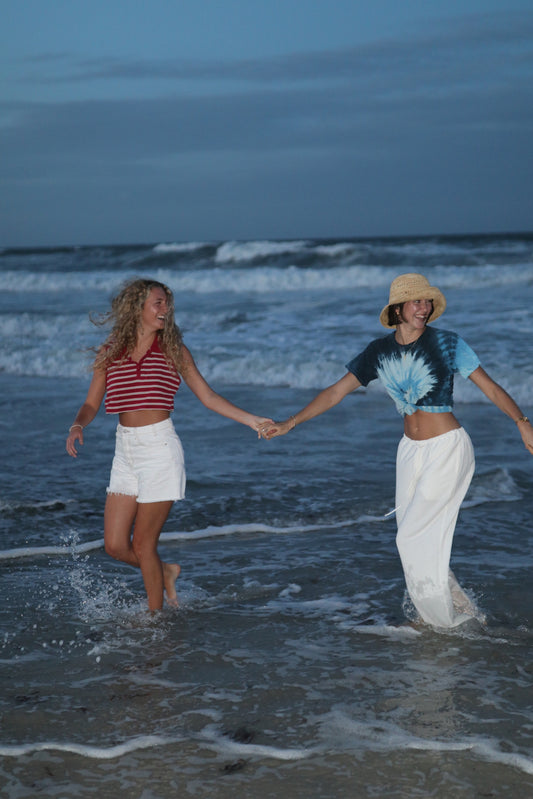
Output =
[{"x1": 66, "y1": 426, "x2": 84, "y2": 457}]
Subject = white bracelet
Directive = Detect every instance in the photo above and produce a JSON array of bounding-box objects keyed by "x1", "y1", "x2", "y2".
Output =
[{"x1": 69, "y1": 424, "x2": 83, "y2": 432}]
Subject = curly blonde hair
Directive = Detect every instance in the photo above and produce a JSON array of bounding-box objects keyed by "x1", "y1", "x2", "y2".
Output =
[{"x1": 92, "y1": 278, "x2": 184, "y2": 373}]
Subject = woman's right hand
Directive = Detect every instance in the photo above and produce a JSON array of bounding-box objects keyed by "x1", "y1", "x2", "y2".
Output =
[{"x1": 66, "y1": 426, "x2": 84, "y2": 457}]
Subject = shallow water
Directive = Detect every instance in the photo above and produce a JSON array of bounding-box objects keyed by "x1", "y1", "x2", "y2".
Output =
[{"x1": 1, "y1": 235, "x2": 533, "y2": 797}]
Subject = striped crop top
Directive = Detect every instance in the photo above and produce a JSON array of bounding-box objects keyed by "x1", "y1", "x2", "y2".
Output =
[{"x1": 105, "y1": 336, "x2": 181, "y2": 413}]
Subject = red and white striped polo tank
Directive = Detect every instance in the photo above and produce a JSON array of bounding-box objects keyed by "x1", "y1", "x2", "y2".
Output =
[{"x1": 105, "y1": 336, "x2": 181, "y2": 413}]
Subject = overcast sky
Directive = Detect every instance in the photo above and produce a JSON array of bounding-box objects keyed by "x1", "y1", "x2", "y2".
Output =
[{"x1": 1, "y1": 0, "x2": 532, "y2": 247}]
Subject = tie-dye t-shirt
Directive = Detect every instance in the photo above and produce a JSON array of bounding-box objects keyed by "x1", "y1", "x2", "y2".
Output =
[{"x1": 346, "y1": 326, "x2": 480, "y2": 416}]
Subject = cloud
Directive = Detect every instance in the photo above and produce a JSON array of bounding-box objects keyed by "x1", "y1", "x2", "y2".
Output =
[
  {"x1": 1, "y1": 7, "x2": 532, "y2": 244},
  {"x1": 3, "y1": 7, "x2": 531, "y2": 168},
  {"x1": 12, "y1": 9, "x2": 533, "y2": 92},
  {"x1": 0, "y1": 80, "x2": 528, "y2": 183}
]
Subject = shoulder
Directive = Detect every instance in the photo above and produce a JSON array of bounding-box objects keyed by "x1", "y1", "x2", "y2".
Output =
[
  {"x1": 365, "y1": 331, "x2": 397, "y2": 354},
  {"x1": 428, "y1": 326, "x2": 473, "y2": 349},
  {"x1": 180, "y1": 343, "x2": 192, "y2": 362},
  {"x1": 178, "y1": 343, "x2": 196, "y2": 373},
  {"x1": 428, "y1": 326, "x2": 479, "y2": 375},
  {"x1": 346, "y1": 332, "x2": 396, "y2": 384},
  {"x1": 350, "y1": 332, "x2": 397, "y2": 362},
  {"x1": 428, "y1": 326, "x2": 456, "y2": 336}
]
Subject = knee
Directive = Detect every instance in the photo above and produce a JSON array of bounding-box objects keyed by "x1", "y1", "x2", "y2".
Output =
[{"x1": 105, "y1": 539, "x2": 126, "y2": 561}]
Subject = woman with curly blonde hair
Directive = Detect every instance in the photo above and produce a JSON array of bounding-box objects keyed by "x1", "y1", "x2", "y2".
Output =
[{"x1": 67, "y1": 278, "x2": 271, "y2": 612}]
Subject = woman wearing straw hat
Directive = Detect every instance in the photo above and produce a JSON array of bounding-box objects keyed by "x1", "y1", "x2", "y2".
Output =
[{"x1": 261, "y1": 273, "x2": 533, "y2": 628}]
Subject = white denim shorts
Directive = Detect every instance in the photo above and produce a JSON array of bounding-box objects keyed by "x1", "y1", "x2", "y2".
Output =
[{"x1": 107, "y1": 418, "x2": 186, "y2": 504}]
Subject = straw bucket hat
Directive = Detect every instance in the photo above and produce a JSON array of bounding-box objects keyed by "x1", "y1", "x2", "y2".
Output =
[{"x1": 379, "y1": 273, "x2": 446, "y2": 328}]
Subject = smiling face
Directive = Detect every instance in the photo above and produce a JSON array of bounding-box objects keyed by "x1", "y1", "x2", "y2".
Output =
[
  {"x1": 396, "y1": 298, "x2": 434, "y2": 331},
  {"x1": 140, "y1": 286, "x2": 169, "y2": 334}
]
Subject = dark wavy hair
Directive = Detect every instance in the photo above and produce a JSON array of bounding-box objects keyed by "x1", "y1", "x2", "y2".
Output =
[{"x1": 387, "y1": 300, "x2": 434, "y2": 327}]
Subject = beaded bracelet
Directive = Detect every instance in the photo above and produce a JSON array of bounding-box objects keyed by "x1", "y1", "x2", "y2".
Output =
[
  {"x1": 69, "y1": 424, "x2": 84, "y2": 432},
  {"x1": 515, "y1": 416, "x2": 529, "y2": 424}
]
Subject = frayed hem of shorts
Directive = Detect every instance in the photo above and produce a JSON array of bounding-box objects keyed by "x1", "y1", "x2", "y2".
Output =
[
  {"x1": 106, "y1": 489, "x2": 138, "y2": 498},
  {"x1": 136, "y1": 495, "x2": 185, "y2": 504}
]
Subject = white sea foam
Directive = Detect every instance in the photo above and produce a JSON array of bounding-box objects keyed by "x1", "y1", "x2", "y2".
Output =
[
  {"x1": 0, "y1": 734, "x2": 184, "y2": 759},
  {"x1": 0, "y1": 539, "x2": 104, "y2": 561},
  {"x1": 265, "y1": 593, "x2": 366, "y2": 620},
  {"x1": 153, "y1": 241, "x2": 210, "y2": 253},
  {"x1": 0, "y1": 478, "x2": 520, "y2": 565},
  {"x1": 0, "y1": 728, "x2": 312, "y2": 763},
  {"x1": 0, "y1": 520, "x2": 359, "y2": 561},
  {"x1": 4, "y1": 262, "x2": 533, "y2": 295},
  {"x1": 341, "y1": 622, "x2": 422, "y2": 640},
  {"x1": 215, "y1": 240, "x2": 310, "y2": 263},
  {"x1": 320, "y1": 710, "x2": 533, "y2": 775},
  {"x1": 314, "y1": 242, "x2": 360, "y2": 258},
  {"x1": 200, "y1": 724, "x2": 311, "y2": 761},
  {"x1": 160, "y1": 519, "x2": 359, "y2": 542}
]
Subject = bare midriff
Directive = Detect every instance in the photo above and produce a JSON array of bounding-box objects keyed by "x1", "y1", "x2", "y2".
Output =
[
  {"x1": 118, "y1": 409, "x2": 171, "y2": 427},
  {"x1": 403, "y1": 409, "x2": 461, "y2": 441}
]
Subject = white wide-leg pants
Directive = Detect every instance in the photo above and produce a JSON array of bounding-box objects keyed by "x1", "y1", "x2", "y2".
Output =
[{"x1": 395, "y1": 427, "x2": 476, "y2": 628}]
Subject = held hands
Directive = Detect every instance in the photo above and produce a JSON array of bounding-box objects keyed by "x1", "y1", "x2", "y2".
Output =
[
  {"x1": 259, "y1": 417, "x2": 296, "y2": 440},
  {"x1": 66, "y1": 425, "x2": 84, "y2": 457},
  {"x1": 251, "y1": 416, "x2": 275, "y2": 439}
]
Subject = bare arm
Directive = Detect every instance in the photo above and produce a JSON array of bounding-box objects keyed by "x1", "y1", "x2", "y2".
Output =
[
  {"x1": 180, "y1": 345, "x2": 272, "y2": 435},
  {"x1": 264, "y1": 372, "x2": 362, "y2": 438},
  {"x1": 66, "y1": 368, "x2": 107, "y2": 457},
  {"x1": 469, "y1": 366, "x2": 533, "y2": 454}
]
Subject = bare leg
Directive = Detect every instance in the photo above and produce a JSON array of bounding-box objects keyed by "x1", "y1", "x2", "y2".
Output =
[
  {"x1": 104, "y1": 494, "x2": 179, "y2": 611},
  {"x1": 131, "y1": 501, "x2": 174, "y2": 611},
  {"x1": 104, "y1": 493, "x2": 140, "y2": 567},
  {"x1": 162, "y1": 563, "x2": 181, "y2": 607}
]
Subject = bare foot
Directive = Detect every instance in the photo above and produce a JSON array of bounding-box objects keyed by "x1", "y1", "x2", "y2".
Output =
[{"x1": 163, "y1": 563, "x2": 181, "y2": 607}]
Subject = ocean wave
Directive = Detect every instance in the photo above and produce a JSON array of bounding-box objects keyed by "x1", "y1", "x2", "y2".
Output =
[
  {"x1": 1, "y1": 333, "x2": 531, "y2": 396},
  {"x1": 0, "y1": 481, "x2": 522, "y2": 565},
  {"x1": 3, "y1": 262, "x2": 533, "y2": 296},
  {"x1": 1, "y1": 269, "x2": 134, "y2": 294},
  {"x1": 0, "y1": 539, "x2": 105, "y2": 561},
  {"x1": 153, "y1": 241, "x2": 211, "y2": 254},
  {"x1": 463, "y1": 467, "x2": 522, "y2": 508},
  {"x1": 0, "y1": 520, "x2": 361, "y2": 562},
  {"x1": 0, "y1": 498, "x2": 75, "y2": 514},
  {"x1": 215, "y1": 239, "x2": 310, "y2": 263},
  {"x1": 3, "y1": 720, "x2": 532, "y2": 775}
]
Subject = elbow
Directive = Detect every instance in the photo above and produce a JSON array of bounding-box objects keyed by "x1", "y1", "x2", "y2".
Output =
[{"x1": 200, "y1": 389, "x2": 221, "y2": 412}]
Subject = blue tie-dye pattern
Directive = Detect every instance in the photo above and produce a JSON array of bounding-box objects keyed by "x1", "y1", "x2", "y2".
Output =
[
  {"x1": 435, "y1": 329, "x2": 455, "y2": 367},
  {"x1": 377, "y1": 351, "x2": 437, "y2": 415},
  {"x1": 345, "y1": 326, "x2": 481, "y2": 416}
]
